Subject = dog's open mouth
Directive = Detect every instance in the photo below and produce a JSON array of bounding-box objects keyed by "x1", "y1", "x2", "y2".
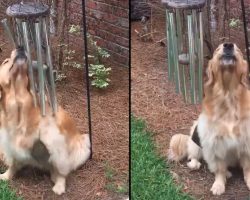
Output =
[{"x1": 220, "y1": 55, "x2": 236, "y2": 68}]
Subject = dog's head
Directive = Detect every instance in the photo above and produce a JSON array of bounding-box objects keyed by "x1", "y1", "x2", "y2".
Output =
[
  {"x1": 0, "y1": 47, "x2": 28, "y2": 101},
  {"x1": 205, "y1": 43, "x2": 248, "y2": 91}
]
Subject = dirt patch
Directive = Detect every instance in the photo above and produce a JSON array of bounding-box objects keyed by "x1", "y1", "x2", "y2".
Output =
[
  {"x1": 0, "y1": 28, "x2": 128, "y2": 200},
  {"x1": 131, "y1": 1, "x2": 250, "y2": 199}
]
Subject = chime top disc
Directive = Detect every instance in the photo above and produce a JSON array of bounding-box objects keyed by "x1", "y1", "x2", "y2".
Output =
[
  {"x1": 162, "y1": 0, "x2": 206, "y2": 9},
  {"x1": 6, "y1": 2, "x2": 49, "y2": 19}
]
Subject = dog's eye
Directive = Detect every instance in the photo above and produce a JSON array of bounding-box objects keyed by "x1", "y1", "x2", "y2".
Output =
[{"x1": 2, "y1": 59, "x2": 9, "y2": 65}]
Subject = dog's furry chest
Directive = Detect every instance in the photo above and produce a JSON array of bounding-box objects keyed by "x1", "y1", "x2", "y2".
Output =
[{"x1": 198, "y1": 113, "x2": 241, "y2": 162}]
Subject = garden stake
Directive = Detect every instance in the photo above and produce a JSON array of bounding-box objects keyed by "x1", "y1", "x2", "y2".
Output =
[
  {"x1": 81, "y1": 0, "x2": 93, "y2": 159},
  {"x1": 241, "y1": 0, "x2": 250, "y2": 69}
]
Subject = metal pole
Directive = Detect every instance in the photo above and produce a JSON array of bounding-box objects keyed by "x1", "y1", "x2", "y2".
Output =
[
  {"x1": 81, "y1": 0, "x2": 93, "y2": 159},
  {"x1": 241, "y1": 0, "x2": 250, "y2": 69}
]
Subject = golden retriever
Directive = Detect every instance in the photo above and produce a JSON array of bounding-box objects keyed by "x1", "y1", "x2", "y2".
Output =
[
  {"x1": 0, "y1": 48, "x2": 91, "y2": 195},
  {"x1": 168, "y1": 43, "x2": 250, "y2": 195},
  {"x1": 197, "y1": 43, "x2": 250, "y2": 195}
]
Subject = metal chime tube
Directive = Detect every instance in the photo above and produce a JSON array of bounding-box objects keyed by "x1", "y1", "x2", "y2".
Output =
[
  {"x1": 187, "y1": 14, "x2": 196, "y2": 104},
  {"x1": 192, "y1": 10, "x2": 199, "y2": 103},
  {"x1": 166, "y1": 10, "x2": 173, "y2": 81},
  {"x1": 1, "y1": 19, "x2": 17, "y2": 48},
  {"x1": 169, "y1": 12, "x2": 181, "y2": 93},
  {"x1": 35, "y1": 20, "x2": 46, "y2": 116},
  {"x1": 15, "y1": 18, "x2": 23, "y2": 46},
  {"x1": 198, "y1": 11, "x2": 204, "y2": 102},
  {"x1": 42, "y1": 18, "x2": 57, "y2": 114},
  {"x1": 176, "y1": 9, "x2": 187, "y2": 102},
  {"x1": 22, "y1": 21, "x2": 37, "y2": 107}
]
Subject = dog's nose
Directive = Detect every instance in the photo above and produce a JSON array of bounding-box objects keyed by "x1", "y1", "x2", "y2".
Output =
[
  {"x1": 223, "y1": 43, "x2": 234, "y2": 55},
  {"x1": 16, "y1": 46, "x2": 25, "y2": 55}
]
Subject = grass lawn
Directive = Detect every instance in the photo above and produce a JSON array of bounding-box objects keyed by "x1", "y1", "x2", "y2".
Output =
[
  {"x1": 0, "y1": 181, "x2": 21, "y2": 200},
  {"x1": 131, "y1": 116, "x2": 193, "y2": 200}
]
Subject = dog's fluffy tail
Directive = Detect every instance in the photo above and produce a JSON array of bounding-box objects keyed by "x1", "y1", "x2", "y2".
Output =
[
  {"x1": 168, "y1": 134, "x2": 189, "y2": 162},
  {"x1": 70, "y1": 134, "x2": 91, "y2": 170},
  {"x1": 168, "y1": 120, "x2": 202, "y2": 167}
]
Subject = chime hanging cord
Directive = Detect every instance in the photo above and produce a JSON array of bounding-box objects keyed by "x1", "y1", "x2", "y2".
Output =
[
  {"x1": 81, "y1": 0, "x2": 93, "y2": 159},
  {"x1": 241, "y1": 0, "x2": 250, "y2": 69}
]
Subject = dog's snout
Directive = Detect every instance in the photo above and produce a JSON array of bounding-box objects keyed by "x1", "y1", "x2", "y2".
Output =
[
  {"x1": 223, "y1": 43, "x2": 234, "y2": 55},
  {"x1": 14, "y1": 46, "x2": 27, "y2": 63}
]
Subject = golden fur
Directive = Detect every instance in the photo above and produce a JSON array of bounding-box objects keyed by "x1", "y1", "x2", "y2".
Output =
[
  {"x1": 0, "y1": 49, "x2": 90, "y2": 195},
  {"x1": 168, "y1": 44, "x2": 250, "y2": 195},
  {"x1": 168, "y1": 120, "x2": 202, "y2": 170},
  {"x1": 196, "y1": 43, "x2": 250, "y2": 195}
]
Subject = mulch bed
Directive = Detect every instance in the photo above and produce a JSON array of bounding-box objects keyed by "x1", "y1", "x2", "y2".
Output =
[
  {"x1": 0, "y1": 25, "x2": 128, "y2": 199},
  {"x1": 132, "y1": 1, "x2": 250, "y2": 199}
]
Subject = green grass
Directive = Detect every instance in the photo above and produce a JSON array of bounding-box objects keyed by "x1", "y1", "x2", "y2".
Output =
[
  {"x1": 0, "y1": 181, "x2": 22, "y2": 200},
  {"x1": 104, "y1": 162, "x2": 129, "y2": 195},
  {"x1": 131, "y1": 116, "x2": 193, "y2": 200}
]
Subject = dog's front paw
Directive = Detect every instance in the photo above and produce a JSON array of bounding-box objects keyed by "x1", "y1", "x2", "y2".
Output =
[
  {"x1": 187, "y1": 159, "x2": 201, "y2": 170},
  {"x1": 52, "y1": 183, "x2": 65, "y2": 195},
  {"x1": 226, "y1": 170, "x2": 232, "y2": 179},
  {"x1": 210, "y1": 181, "x2": 225, "y2": 195},
  {"x1": 0, "y1": 171, "x2": 11, "y2": 181}
]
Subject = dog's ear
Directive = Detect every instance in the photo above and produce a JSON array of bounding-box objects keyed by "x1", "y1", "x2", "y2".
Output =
[
  {"x1": 9, "y1": 62, "x2": 19, "y2": 80},
  {"x1": 205, "y1": 60, "x2": 214, "y2": 87},
  {"x1": 239, "y1": 60, "x2": 249, "y2": 88}
]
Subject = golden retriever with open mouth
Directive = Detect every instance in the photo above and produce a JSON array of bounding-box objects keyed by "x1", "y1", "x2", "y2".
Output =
[
  {"x1": 0, "y1": 48, "x2": 91, "y2": 195},
  {"x1": 196, "y1": 43, "x2": 250, "y2": 195}
]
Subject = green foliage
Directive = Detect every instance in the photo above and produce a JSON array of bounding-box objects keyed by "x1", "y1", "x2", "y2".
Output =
[
  {"x1": 87, "y1": 33, "x2": 111, "y2": 89},
  {"x1": 63, "y1": 48, "x2": 82, "y2": 69},
  {"x1": 131, "y1": 116, "x2": 193, "y2": 200},
  {"x1": 55, "y1": 72, "x2": 67, "y2": 82},
  {"x1": 64, "y1": 24, "x2": 111, "y2": 89},
  {"x1": 68, "y1": 24, "x2": 81, "y2": 35},
  {"x1": 105, "y1": 183, "x2": 128, "y2": 194},
  {"x1": 104, "y1": 162, "x2": 128, "y2": 195},
  {"x1": 0, "y1": 181, "x2": 22, "y2": 200},
  {"x1": 89, "y1": 64, "x2": 111, "y2": 88},
  {"x1": 229, "y1": 18, "x2": 241, "y2": 28}
]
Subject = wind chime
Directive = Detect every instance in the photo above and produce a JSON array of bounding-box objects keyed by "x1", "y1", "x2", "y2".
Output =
[
  {"x1": 2, "y1": 2, "x2": 56, "y2": 115},
  {"x1": 162, "y1": 0, "x2": 206, "y2": 104},
  {"x1": 1, "y1": 1, "x2": 93, "y2": 157}
]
